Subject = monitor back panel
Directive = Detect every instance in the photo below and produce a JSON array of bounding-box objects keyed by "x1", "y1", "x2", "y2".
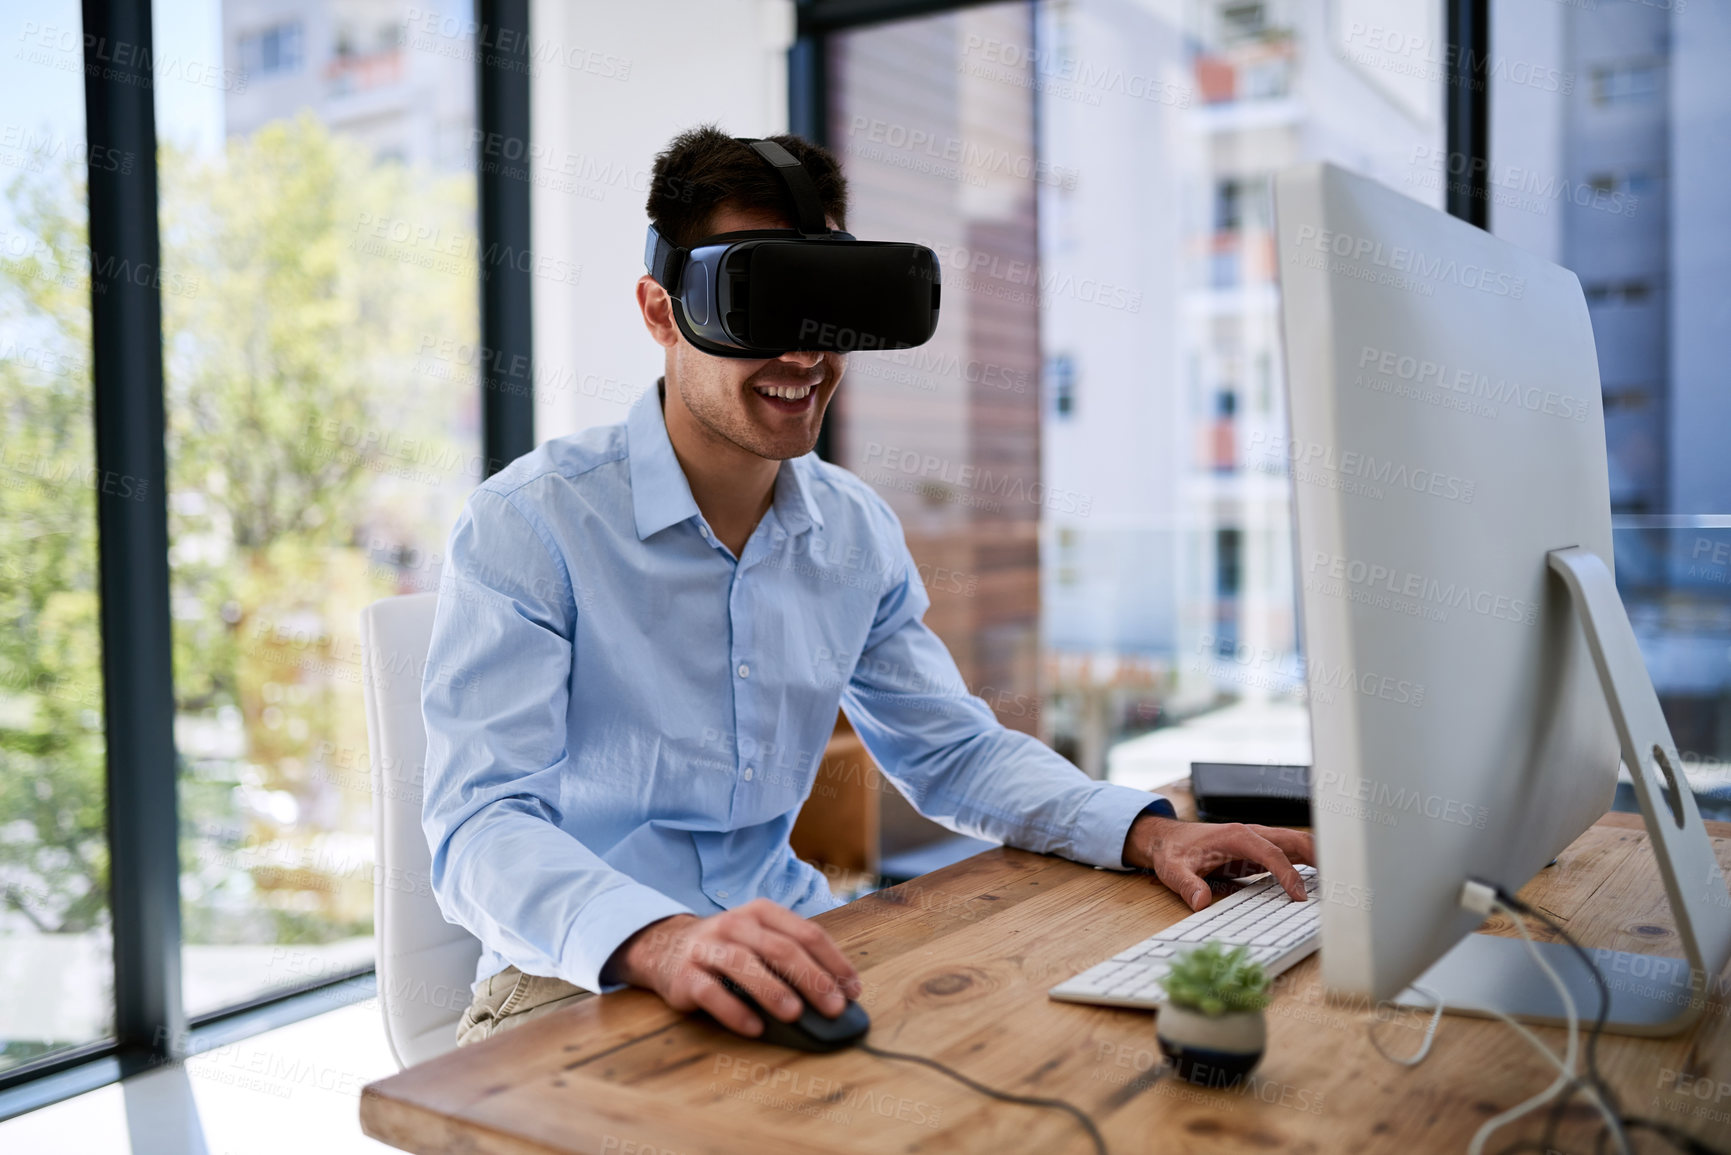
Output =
[{"x1": 1273, "y1": 162, "x2": 1619, "y2": 1001}]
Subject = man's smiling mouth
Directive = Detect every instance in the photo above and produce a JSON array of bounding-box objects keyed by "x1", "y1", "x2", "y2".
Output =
[{"x1": 753, "y1": 382, "x2": 816, "y2": 400}]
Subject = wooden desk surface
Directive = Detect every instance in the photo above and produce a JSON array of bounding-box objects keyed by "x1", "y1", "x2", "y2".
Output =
[{"x1": 361, "y1": 807, "x2": 1731, "y2": 1155}]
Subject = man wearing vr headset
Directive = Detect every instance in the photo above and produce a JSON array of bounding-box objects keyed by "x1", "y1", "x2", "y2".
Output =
[{"x1": 423, "y1": 127, "x2": 1314, "y2": 1046}]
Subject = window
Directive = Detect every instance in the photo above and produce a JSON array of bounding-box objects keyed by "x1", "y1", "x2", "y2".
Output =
[
  {"x1": 1049, "y1": 353, "x2": 1077, "y2": 417},
  {"x1": 1215, "y1": 179, "x2": 1243, "y2": 233},
  {"x1": 1494, "y1": 1, "x2": 1731, "y2": 766},
  {"x1": 1591, "y1": 62, "x2": 1661, "y2": 106},
  {"x1": 1216, "y1": 528, "x2": 1242, "y2": 596},
  {"x1": 1220, "y1": 2, "x2": 1269, "y2": 43},
  {"x1": 832, "y1": 0, "x2": 1442, "y2": 785},
  {"x1": 1213, "y1": 528, "x2": 1243, "y2": 655},
  {"x1": 0, "y1": 0, "x2": 113, "y2": 1079},
  {"x1": 830, "y1": 4, "x2": 1045, "y2": 762},
  {"x1": 1583, "y1": 280, "x2": 1655, "y2": 306},
  {"x1": 238, "y1": 22, "x2": 304, "y2": 78},
  {"x1": 158, "y1": 2, "x2": 478, "y2": 1018},
  {"x1": 1210, "y1": 391, "x2": 1237, "y2": 474}
]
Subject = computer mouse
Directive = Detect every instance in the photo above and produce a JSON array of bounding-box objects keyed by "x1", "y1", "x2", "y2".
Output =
[{"x1": 717, "y1": 975, "x2": 871, "y2": 1052}]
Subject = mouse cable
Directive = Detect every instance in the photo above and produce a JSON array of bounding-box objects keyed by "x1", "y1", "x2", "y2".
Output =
[{"x1": 858, "y1": 1041, "x2": 1109, "y2": 1155}]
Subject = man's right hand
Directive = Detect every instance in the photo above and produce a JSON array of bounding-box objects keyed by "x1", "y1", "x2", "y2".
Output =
[{"x1": 608, "y1": 898, "x2": 863, "y2": 1037}]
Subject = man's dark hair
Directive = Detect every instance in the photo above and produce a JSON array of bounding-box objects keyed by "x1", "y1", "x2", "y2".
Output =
[{"x1": 646, "y1": 125, "x2": 848, "y2": 250}]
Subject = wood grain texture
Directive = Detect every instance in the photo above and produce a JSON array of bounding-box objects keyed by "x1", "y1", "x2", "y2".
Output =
[{"x1": 361, "y1": 810, "x2": 1731, "y2": 1155}]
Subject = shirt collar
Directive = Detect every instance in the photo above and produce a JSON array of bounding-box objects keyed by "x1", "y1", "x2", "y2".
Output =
[
  {"x1": 773, "y1": 452, "x2": 826, "y2": 536},
  {"x1": 627, "y1": 380, "x2": 827, "y2": 541},
  {"x1": 627, "y1": 382, "x2": 702, "y2": 540}
]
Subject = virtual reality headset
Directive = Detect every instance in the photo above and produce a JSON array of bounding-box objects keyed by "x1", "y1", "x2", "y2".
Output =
[{"x1": 644, "y1": 137, "x2": 942, "y2": 359}]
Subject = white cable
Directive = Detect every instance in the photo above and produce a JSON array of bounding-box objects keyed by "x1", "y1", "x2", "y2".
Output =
[
  {"x1": 1476, "y1": 1004, "x2": 1628, "y2": 1155},
  {"x1": 1466, "y1": 899, "x2": 1578, "y2": 1155},
  {"x1": 1368, "y1": 983, "x2": 1445, "y2": 1066},
  {"x1": 1467, "y1": 899, "x2": 1627, "y2": 1155},
  {"x1": 1491, "y1": 902, "x2": 1630, "y2": 1154}
]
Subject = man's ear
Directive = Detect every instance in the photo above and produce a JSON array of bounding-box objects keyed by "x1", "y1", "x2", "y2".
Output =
[{"x1": 636, "y1": 274, "x2": 680, "y2": 349}]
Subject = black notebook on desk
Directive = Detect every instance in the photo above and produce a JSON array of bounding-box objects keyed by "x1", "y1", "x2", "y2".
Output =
[{"x1": 1190, "y1": 762, "x2": 1311, "y2": 826}]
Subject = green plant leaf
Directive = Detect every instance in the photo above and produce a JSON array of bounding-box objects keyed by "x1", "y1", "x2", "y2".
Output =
[{"x1": 1158, "y1": 939, "x2": 1272, "y2": 1014}]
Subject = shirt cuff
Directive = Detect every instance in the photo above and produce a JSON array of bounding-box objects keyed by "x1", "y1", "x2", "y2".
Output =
[
  {"x1": 1068, "y1": 783, "x2": 1176, "y2": 871},
  {"x1": 558, "y1": 881, "x2": 693, "y2": 993}
]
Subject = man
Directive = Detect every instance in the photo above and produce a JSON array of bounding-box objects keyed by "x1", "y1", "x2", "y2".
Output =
[{"x1": 422, "y1": 126, "x2": 1314, "y2": 1047}]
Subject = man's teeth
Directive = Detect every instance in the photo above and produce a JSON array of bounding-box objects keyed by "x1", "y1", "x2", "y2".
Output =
[{"x1": 755, "y1": 384, "x2": 814, "y2": 400}]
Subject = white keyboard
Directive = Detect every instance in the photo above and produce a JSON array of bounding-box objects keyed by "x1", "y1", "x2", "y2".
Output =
[{"x1": 1048, "y1": 865, "x2": 1321, "y2": 1009}]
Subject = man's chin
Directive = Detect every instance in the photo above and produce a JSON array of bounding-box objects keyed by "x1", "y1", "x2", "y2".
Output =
[
  {"x1": 746, "y1": 432, "x2": 821, "y2": 461},
  {"x1": 738, "y1": 393, "x2": 829, "y2": 459}
]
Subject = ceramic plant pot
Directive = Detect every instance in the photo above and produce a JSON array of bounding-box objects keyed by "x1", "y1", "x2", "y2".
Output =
[{"x1": 1155, "y1": 1002, "x2": 1267, "y2": 1088}]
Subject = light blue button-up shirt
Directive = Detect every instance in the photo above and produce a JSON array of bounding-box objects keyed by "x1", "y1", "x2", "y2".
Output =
[{"x1": 421, "y1": 383, "x2": 1172, "y2": 994}]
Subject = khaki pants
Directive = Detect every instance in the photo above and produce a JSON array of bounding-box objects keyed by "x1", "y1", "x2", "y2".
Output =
[{"x1": 455, "y1": 965, "x2": 595, "y2": 1047}]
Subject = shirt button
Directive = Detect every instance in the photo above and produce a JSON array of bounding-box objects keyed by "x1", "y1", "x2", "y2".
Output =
[
  {"x1": 717, "y1": 890, "x2": 730, "y2": 899},
  {"x1": 743, "y1": 767, "x2": 754, "y2": 781},
  {"x1": 737, "y1": 663, "x2": 750, "y2": 678}
]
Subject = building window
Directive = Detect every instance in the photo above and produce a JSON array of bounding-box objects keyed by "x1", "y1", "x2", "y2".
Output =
[
  {"x1": 1216, "y1": 528, "x2": 1241, "y2": 596},
  {"x1": 1050, "y1": 352, "x2": 1077, "y2": 417},
  {"x1": 1219, "y1": 1, "x2": 1268, "y2": 43},
  {"x1": 1215, "y1": 179, "x2": 1243, "y2": 233},
  {"x1": 1591, "y1": 62, "x2": 1661, "y2": 106},
  {"x1": 238, "y1": 21, "x2": 304, "y2": 77},
  {"x1": 1210, "y1": 390, "x2": 1237, "y2": 473},
  {"x1": 1583, "y1": 280, "x2": 1654, "y2": 306}
]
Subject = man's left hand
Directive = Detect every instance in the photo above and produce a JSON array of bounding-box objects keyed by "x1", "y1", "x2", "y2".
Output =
[{"x1": 1122, "y1": 814, "x2": 1315, "y2": 911}]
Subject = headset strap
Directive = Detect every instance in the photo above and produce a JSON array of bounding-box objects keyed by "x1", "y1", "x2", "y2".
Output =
[
  {"x1": 645, "y1": 138, "x2": 830, "y2": 288},
  {"x1": 740, "y1": 137, "x2": 829, "y2": 235},
  {"x1": 644, "y1": 223, "x2": 684, "y2": 291}
]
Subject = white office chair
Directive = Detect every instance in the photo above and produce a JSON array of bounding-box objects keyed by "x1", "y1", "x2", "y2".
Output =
[{"x1": 360, "y1": 592, "x2": 482, "y2": 1069}]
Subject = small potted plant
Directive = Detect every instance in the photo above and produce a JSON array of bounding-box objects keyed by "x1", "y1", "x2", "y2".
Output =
[{"x1": 1155, "y1": 942, "x2": 1271, "y2": 1087}]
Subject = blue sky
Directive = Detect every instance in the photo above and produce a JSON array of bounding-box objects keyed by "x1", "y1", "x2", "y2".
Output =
[
  {"x1": 0, "y1": 0, "x2": 222, "y2": 234},
  {"x1": 0, "y1": 0, "x2": 225, "y2": 165}
]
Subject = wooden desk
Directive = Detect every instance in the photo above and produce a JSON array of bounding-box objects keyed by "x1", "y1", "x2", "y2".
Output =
[{"x1": 361, "y1": 809, "x2": 1731, "y2": 1154}]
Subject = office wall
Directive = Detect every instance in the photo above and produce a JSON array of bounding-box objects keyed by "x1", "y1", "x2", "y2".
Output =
[{"x1": 530, "y1": 0, "x2": 794, "y2": 440}]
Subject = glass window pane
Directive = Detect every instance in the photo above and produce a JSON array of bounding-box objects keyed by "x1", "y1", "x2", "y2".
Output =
[
  {"x1": 0, "y1": 0, "x2": 115, "y2": 1074},
  {"x1": 1493, "y1": 2, "x2": 1731, "y2": 799},
  {"x1": 829, "y1": 2, "x2": 1049, "y2": 850},
  {"x1": 830, "y1": 0, "x2": 1446, "y2": 817},
  {"x1": 155, "y1": 2, "x2": 480, "y2": 1017}
]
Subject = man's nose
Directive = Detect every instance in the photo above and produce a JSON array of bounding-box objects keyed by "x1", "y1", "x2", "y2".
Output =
[{"x1": 777, "y1": 349, "x2": 824, "y2": 369}]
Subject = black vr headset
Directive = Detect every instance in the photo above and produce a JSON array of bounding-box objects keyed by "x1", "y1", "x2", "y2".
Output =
[{"x1": 644, "y1": 137, "x2": 942, "y2": 358}]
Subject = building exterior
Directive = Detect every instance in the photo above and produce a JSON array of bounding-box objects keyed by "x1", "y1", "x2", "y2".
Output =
[
  {"x1": 221, "y1": 0, "x2": 474, "y2": 172},
  {"x1": 827, "y1": 6, "x2": 1049, "y2": 737},
  {"x1": 1492, "y1": 1, "x2": 1731, "y2": 760},
  {"x1": 1038, "y1": 0, "x2": 1443, "y2": 774}
]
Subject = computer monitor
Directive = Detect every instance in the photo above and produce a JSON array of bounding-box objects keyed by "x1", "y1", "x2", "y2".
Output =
[{"x1": 1273, "y1": 162, "x2": 1731, "y2": 1035}]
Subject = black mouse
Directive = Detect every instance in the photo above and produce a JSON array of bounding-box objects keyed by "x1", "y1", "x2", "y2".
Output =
[{"x1": 717, "y1": 975, "x2": 871, "y2": 1052}]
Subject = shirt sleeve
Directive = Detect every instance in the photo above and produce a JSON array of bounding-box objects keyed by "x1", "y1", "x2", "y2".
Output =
[
  {"x1": 838, "y1": 497, "x2": 1174, "y2": 871},
  {"x1": 420, "y1": 486, "x2": 690, "y2": 993}
]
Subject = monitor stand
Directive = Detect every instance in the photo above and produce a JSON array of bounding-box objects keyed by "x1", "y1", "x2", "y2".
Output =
[{"x1": 1393, "y1": 547, "x2": 1731, "y2": 1037}]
